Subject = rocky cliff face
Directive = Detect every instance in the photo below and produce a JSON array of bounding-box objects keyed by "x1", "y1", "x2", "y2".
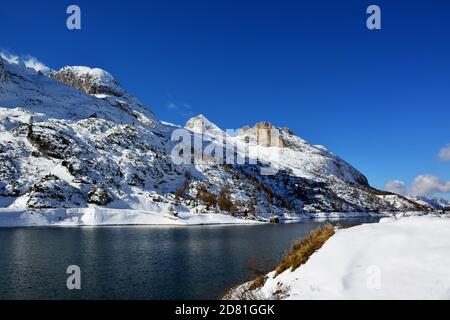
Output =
[
  {"x1": 51, "y1": 66, "x2": 125, "y2": 97},
  {"x1": 0, "y1": 54, "x2": 425, "y2": 215}
]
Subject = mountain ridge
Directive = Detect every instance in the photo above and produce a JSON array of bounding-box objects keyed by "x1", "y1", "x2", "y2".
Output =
[{"x1": 0, "y1": 54, "x2": 427, "y2": 217}]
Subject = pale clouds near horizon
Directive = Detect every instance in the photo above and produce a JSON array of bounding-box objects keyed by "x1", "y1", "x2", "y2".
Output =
[
  {"x1": 439, "y1": 144, "x2": 450, "y2": 161},
  {"x1": 386, "y1": 175, "x2": 450, "y2": 197},
  {"x1": 385, "y1": 180, "x2": 407, "y2": 195},
  {"x1": 385, "y1": 144, "x2": 450, "y2": 198},
  {"x1": 410, "y1": 174, "x2": 450, "y2": 196}
]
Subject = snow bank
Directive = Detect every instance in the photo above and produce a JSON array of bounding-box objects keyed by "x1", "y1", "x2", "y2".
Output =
[
  {"x1": 229, "y1": 215, "x2": 450, "y2": 300},
  {"x1": 0, "y1": 207, "x2": 259, "y2": 227},
  {"x1": 0, "y1": 206, "x2": 391, "y2": 227}
]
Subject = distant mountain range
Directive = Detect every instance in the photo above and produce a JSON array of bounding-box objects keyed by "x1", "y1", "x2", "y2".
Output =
[
  {"x1": 0, "y1": 54, "x2": 429, "y2": 216},
  {"x1": 408, "y1": 196, "x2": 450, "y2": 210}
]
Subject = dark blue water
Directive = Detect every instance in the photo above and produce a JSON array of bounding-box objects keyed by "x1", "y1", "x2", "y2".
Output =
[{"x1": 0, "y1": 218, "x2": 379, "y2": 299}]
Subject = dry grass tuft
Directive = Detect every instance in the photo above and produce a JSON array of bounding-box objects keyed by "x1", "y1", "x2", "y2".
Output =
[
  {"x1": 248, "y1": 276, "x2": 268, "y2": 291},
  {"x1": 275, "y1": 224, "x2": 335, "y2": 276}
]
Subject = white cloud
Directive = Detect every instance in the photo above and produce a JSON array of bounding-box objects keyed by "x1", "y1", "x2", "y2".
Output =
[
  {"x1": 0, "y1": 51, "x2": 22, "y2": 65},
  {"x1": 23, "y1": 56, "x2": 51, "y2": 73},
  {"x1": 167, "y1": 101, "x2": 193, "y2": 117},
  {"x1": 0, "y1": 50, "x2": 51, "y2": 73},
  {"x1": 385, "y1": 180, "x2": 407, "y2": 195},
  {"x1": 386, "y1": 175, "x2": 450, "y2": 197},
  {"x1": 411, "y1": 174, "x2": 450, "y2": 196},
  {"x1": 438, "y1": 144, "x2": 450, "y2": 161},
  {"x1": 385, "y1": 144, "x2": 450, "y2": 197}
]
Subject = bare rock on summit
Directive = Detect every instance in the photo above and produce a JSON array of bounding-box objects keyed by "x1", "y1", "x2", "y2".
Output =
[
  {"x1": 51, "y1": 66, "x2": 125, "y2": 97},
  {"x1": 185, "y1": 114, "x2": 226, "y2": 137},
  {"x1": 237, "y1": 121, "x2": 284, "y2": 148}
]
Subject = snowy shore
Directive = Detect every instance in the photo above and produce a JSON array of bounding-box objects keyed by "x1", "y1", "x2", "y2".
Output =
[
  {"x1": 226, "y1": 214, "x2": 450, "y2": 300},
  {"x1": 0, "y1": 207, "x2": 393, "y2": 227},
  {"x1": 0, "y1": 207, "x2": 259, "y2": 227}
]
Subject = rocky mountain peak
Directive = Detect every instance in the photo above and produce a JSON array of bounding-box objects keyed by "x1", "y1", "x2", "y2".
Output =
[
  {"x1": 51, "y1": 66, "x2": 125, "y2": 97},
  {"x1": 185, "y1": 114, "x2": 225, "y2": 136},
  {"x1": 239, "y1": 122, "x2": 293, "y2": 136},
  {"x1": 237, "y1": 121, "x2": 285, "y2": 148}
]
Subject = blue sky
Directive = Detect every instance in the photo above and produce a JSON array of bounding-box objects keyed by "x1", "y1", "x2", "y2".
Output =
[{"x1": 1, "y1": 0, "x2": 449, "y2": 198}]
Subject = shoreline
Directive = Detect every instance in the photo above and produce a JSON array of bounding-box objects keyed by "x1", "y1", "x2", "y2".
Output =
[{"x1": 0, "y1": 207, "x2": 422, "y2": 228}]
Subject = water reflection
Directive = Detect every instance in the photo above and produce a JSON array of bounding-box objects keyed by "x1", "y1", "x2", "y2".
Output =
[{"x1": 0, "y1": 218, "x2": 379, "y2": 299}]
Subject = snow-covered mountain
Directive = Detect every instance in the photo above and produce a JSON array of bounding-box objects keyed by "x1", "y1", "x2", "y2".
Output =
[
  {"x1": 0, "y1": 54, "x2": 425, "y2": 217},
  {"x1": 408, "y1": 196, "x2": 450, "y2": 210}
]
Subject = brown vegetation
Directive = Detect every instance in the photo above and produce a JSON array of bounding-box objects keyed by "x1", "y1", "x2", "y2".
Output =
[
  {"x1": 175, "y1": 171, "x2": 192, "y2": 204},
  {"x1": 275, "y1": 224, "x2": 335, "y2": 276},
  {"x1": 218, "y1": 187, "x2": 234, "y2": 212},
  {"x1": 249, "y1": 276, "x2": 268, "y2": 291},
  {"x1": 196, "y1": 184, "x2": 218, "y2": 210}
]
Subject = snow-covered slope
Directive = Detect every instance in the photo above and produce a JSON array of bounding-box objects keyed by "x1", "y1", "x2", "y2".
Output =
[
  {"x1": 408, "y1": 195, "x2": 450, "y2": 210},
  {"x1": 183, "y1": 118, "x2": 423, "y2": 213},
  {"x1": 0, "y1": 57, "x2": 159, "y2": 128},
  {"x1": 227, "y1": 215, "x2": 450, "y2": 300},
  {"x1": 0, "y1": 53, "x2": 425, "y2": 223},
  {"x1": 236, "y1": 121, "x2": 369, "y2": 185}
]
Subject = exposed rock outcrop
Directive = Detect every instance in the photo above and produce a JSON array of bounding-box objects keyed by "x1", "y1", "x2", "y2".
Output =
[
  {"x1": 27, "y1": 175, "x2": 84, "y2": 209},
  {"x1": 88, "y1": 186, "x2": 113, "y2": 205},
  {"x1": 51, "y1": 66, "x2": 125, "y2": 97}
]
